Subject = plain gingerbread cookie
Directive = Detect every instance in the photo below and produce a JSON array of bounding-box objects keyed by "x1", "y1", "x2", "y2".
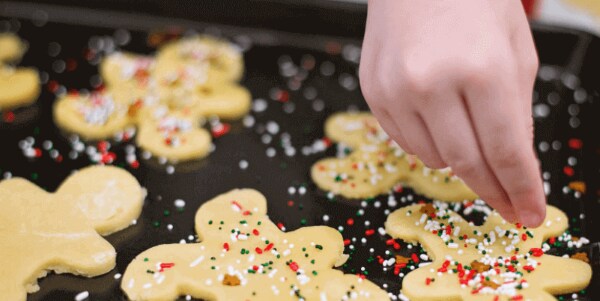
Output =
[
  {"x1": 0, "y1": 165, "x2": 145, "y2": 301},
  {"x1": 311, "y1": 112, "x2": 477, "y2": 201},
  {"x1": 385, "y1": 202, "x2": 592, "y2": 300},
  {"x1": 122, "y1": 188, "x2": 389, "y2": 301}
]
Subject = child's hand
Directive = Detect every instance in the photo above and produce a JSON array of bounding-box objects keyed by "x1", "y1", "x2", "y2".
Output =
[{"x1": 360, "y1": 0, "x2": 545, "y2": 227}]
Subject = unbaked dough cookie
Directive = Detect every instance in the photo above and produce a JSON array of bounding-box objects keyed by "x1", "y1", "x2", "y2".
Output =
[
  {"x1": 136, "y1": 105, "x2": 211, "y2": 161},
  {"x1": 0, "y1": 165, "x2": 145, "y2": 301},
  {"x1": 0, "y1": 33, "x2": 25, "y2": 63},
  {"x1": 154, "y1": 36, "x2": 244, "y2": 86},
  {"x1": 385, "y1": 203, "x2": 592, "y2": 300},
  {"x1": 53, "y1": 91, "x2": 133, "y2": 140},
  {"x1": 122, "y1": 188, "x2": 389, "y2": 301},
  {"x1": 0, "y1": 66, "x2": 41, "y2": 110},
  {"x1": 311, "y1": 112, "x2": 477, "y2": 201}
]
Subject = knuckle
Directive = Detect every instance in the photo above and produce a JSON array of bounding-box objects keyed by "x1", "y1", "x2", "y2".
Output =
[{"x1": 400, "y1": 61, "x2": 436, "y2": 96}]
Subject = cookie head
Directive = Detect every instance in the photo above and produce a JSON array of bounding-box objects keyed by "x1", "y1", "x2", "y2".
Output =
[
  {"x1": 0, "y1": 33, "x2": 25, "y2": 63},
  {"x1": 53, "y1": 91, "x2": 133, "y2": 140},
  {"x1": 154, "y1": 36, "x2": 244, "y2": 86},
  {"x1": 0, "y1": 66, "x2": 40, "y2": 110}
]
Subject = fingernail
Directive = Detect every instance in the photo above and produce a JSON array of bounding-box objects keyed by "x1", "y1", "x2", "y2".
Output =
[{"x1": 520, "y1": 209, "x2": 545, "y2": 228}]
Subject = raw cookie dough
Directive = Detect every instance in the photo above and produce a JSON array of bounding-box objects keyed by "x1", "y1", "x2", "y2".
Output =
[
  {"x1": 122, "y1": 188, "x2": 389, "y2": 301},
  {"x1": 53, "y1": 91, "x2": 133, "y2": 140},
  {"x1": 0, "y1": 66, "x2": 41, "y2": 110},
  {"x1": 154, "y1": 36, "x2": 244, "y2": 86},
  {"x1": 311, "y1": 112, "x2": 477, "y2": 201},
  {"x1": 0, "y1": 33, "x2": 25, "y2": 63},
  {"x1": 385, "y1": 202, "x2": 592, "y2": 300},
  {"x1": 0, "y1": 165, "x2": 145, "y2": 301},
  {"x1": 136, "y1": 105, "x2": 212, "y2": 161}
]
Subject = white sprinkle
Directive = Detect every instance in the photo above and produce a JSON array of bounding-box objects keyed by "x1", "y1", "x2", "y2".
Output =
[
  {"x1": 189, "y1": 255, "x2": 205, "y2": 267},
  {"x1": 174, "y1": 199, "x2": 186, "y2": 208},
  {"x1": 74, "y1": 291, "x2": 89, "y2": 301}
]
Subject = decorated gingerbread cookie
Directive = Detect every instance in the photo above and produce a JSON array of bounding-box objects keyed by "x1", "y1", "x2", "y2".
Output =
[
  {"x1": 0, "y1": 33, "x2": 25, "y2": 63},
  {"x1": 53, "y1": 91, "x2": 134, "y2": 140},
  {"x1": 385, "y1": 202, "x2": 592, "y2": 300},
  {"x1": 311, "y1": 112, "x2": 477, "y2": 201},
  {"x1": 154, "y1": 36, "x2": 244, "y2": 86},
  {"x1": 122, "y1": 188, "x2": 389, "y2": 301},
  {"x1": 0, "y1": 165, "x2": 145, "y2": 301},
  {"x1": 136, "y1": 105, "x2": 212, "y2": 161}
]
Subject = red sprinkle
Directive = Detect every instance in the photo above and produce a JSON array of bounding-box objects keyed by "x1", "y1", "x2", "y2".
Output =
[
  {"x1": 223, "y1": 243, "x2": 230, "y2": 251},
  {"x1": 211, "y1": 123, "x2": 231, "y2": 138},
  {"x1": 2, "y1": 111, "x2": 15, "y2": 123},
  {"x1": 159, "y1": 262, "x2": 175, "y2": 272},
  {"x1": 365, "y1": 229, "x2": 375, "y2": 236},
  {"x1": 343, "y1": 239, "x2": 351, "y2": 246},
  {"x1": 346, "y1": 218, "x2": 354, "y2": 226},
  {"x1": 252, "y1": 229, "x2": 260, "y2": 236},
  {"x1": 264, "y1": 243, "x2": 274, "y2": 251},
  {"x1": 530, "y1": 248, "x2": 544, "y2": 257},
  {"x1": 568, "y1": 138, "x2": 583, "y2": 150},
  {"x1": 289, "y1": 261, "x2": 299, "y2": 272},
  {"x1": 563, "y1": 166, "x2": 575, "y2": 177},
  {"x1": 255, "y1": 247, "x2": 263, "y2": 254}
]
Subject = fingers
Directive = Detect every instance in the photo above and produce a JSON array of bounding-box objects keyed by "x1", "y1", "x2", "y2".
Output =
[
  {"x1": 390, "y1": 108, "x2": 447, "y2": 169},
  {"x1": 463, "y1": 66, "x2": 546, "y2": 227},
  {"x1": 369, "y1": 107, "x2": 415, "y2": 155},
  {"x1": 419, "y1": 92, "x2": 518, "y2": 222}
]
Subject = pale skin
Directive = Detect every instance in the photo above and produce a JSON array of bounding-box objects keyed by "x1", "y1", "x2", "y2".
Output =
[{"x1": 360, "y1": 0, "x2": 545, "y2": 227}]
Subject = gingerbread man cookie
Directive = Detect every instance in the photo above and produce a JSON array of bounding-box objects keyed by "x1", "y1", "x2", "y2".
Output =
[
  {"x1": 385, "y1": 203, "x2": 592, "y2": 300},
  {"x1": 121, "y1": 189, "x2": 389, "y2": 301},
  {"x1": 0, "y1": 165, "x2": 145, "y2": 301},
  {"x1": 311, "y1": 112, "x2": 477, "y2": 201},
  {"x1": 136, "y1": 105, "x2": 212, "y2": 161}
]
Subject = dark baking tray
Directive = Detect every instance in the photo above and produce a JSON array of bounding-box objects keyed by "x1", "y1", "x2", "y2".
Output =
[{"x1": 0, "y1": 1, "x2": 599, "y2": 300}]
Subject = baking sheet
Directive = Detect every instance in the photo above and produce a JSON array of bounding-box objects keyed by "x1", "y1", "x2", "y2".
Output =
[{"x1": 0, "y1": 2, "x2": 599, "y2": 300}]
